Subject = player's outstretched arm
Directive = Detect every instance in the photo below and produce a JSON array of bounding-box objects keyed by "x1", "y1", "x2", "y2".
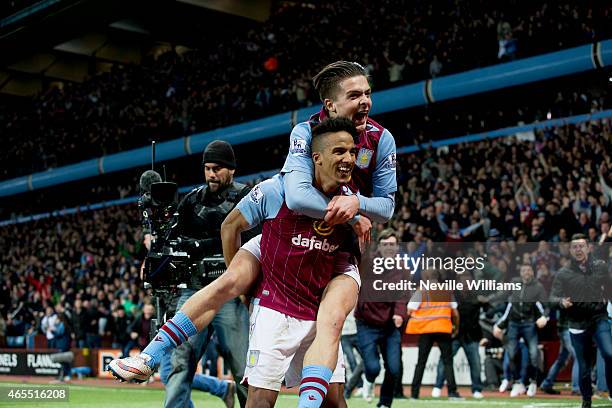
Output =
[
  {"x1": 284, "y1": 167, "x2": 393, "y2": 224},
  {"x1": 283, "y1": 122, "x2": 355, "y2": 223},
  {"x1": 283, "y1": 124, "x2": 396, "y2": 224},
  {"x1": 284, "y1": 170, "x2": 334, "y2": 219}
]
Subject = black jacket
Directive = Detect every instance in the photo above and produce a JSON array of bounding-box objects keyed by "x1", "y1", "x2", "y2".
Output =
[
  {"x1": 456, "y1": 292, "x2": 483, "y2": 343},
  {"x1": 176, "y1": 181, "x2": 251, "y2": 253},
  {"x1": 174, "y1": 181, "x2": 259, "y2": 288},
  {"x1": 71, "y1": 309, "x2": 87, "y2": 340},
  {"x1": 495, "y1": 278, "x2": 548, "y2": 330},
  {"x1": 550, "y1": 257, "x2": 611, "y2": 330}
]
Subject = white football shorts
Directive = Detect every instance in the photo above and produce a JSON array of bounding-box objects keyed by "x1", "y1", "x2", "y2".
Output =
[{"x1": 243, "y1": 301, "x2": 345, "y2": 391}]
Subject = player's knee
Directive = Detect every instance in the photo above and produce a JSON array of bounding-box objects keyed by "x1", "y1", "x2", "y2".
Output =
[{"x1": 318, "y1": 308, "x2": 346, "y2": 337}]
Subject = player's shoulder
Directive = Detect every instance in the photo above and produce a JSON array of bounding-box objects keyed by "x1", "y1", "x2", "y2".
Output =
[
  {"x1": 292, "y1": 121, "x2": 312, "y2": 139},
  {"x1": 248, "y1": 175, "x2": 284, "y2": 204},
  {"x1": 288, "y1": 122, "x2": 313, "y2": 155},
  {"x1": 292, "y1": 121, "x2": 313, "y2": 138},
  {"x1": 365, "y1": 118, "x2": 394, "y2": 147},
  {"x1": 366, "y1": 117, "x2": 386, "y2": 134}
]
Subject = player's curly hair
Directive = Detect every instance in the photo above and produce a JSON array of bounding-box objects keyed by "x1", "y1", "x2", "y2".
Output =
[{"x1": 312, "y1": 61, "x2": 368, "y2": 102}]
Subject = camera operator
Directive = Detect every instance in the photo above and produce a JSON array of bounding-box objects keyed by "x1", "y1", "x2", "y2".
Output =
[
  {"x1": 136, "y1": 167, "x2": 236, "y2": 407},
  {"x1": 164, "y1": 140, "x2": 251, "y2": 408}
]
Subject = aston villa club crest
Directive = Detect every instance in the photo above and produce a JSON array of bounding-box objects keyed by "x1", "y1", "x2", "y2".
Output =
[
  {"x1": 356, "y1": 148, "x2": 373, "y2": 169},
  {"x1": 247, "y1": 350, "x2": 260, "y2": 367}
]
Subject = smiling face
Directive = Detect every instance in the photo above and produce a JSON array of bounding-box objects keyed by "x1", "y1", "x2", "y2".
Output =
[
  {"x1": 312, "y1": 130, "x2": 356, "y2": 193},
  {"x1": 325, "y1": 75, "x2": 372, "y2": 133}
]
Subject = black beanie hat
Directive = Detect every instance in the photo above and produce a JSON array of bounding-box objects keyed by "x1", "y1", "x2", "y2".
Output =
[{"x1": 203, "y1": 140, "x2": 236, "y2": 169}]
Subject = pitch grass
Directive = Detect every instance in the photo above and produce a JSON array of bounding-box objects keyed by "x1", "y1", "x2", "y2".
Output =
[{"x1": 0, "y1": 383, "x2": 610, "y2": 408}]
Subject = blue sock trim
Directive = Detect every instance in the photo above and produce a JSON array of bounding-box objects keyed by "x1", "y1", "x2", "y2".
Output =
[
  {"x1": 172, "y1": 311, "x2": 198, "y2": 337},
  {"x1": 301, "y1": 365, "x2": 333, "y2": 384}
]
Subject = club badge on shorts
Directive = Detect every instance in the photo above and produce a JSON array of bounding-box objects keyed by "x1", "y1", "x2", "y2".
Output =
[
  {"x1": 247, "y1": 350, "x2": 260, "y2": 367},
  {"x1": 356, "y1": 148, "x2": 373, "y2": 169}
]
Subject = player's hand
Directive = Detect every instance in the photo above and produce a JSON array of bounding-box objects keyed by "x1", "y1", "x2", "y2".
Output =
[
  {"x1": 392, "y1": 315, "x2": 403, "y2": 328},
  {"x1": 493, "y1": 325, "x2": 504, "y2": 340},
  {"x1": 130, "y1": 332, "x2": 138, "y2": 340},
  {"x1": 560, "y1": 297, "x2": 573, "y2": 309},
  {"x1": 352, "y1": 216, "x2": 372, "y2": 252},
  {"x1": 536, "y1": 316, "x2": 548, "y2": 329},
  {"x1": 325, "y1": 195, "x2": 359, "y2": 225}
]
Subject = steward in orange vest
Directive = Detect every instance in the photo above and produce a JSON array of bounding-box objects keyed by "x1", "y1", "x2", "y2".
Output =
[
  {"x1": 406, "y1": 291, "x2": 454, "y2": 334},
  {"x1": 407, "y1": 269, "x2": 462, "y2": 400}
]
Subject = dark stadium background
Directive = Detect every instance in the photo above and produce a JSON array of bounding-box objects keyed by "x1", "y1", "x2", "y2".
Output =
[{"x1": 0, "y1": 0, "x2": 611, "y2": 405}]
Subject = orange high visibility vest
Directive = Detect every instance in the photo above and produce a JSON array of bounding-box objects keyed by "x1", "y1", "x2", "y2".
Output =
[{"x1": 406, "y1": 292, "x2": 453, "y2": 335}]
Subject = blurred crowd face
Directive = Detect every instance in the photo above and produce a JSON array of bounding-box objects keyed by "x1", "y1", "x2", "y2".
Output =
[
  {"x1": 326, "y1": 75, "x2": 372, "y2": 133},
  {"x1": 204, "y1": 163, "x2": 234, "y2": 192},
  {"x1": 520, "y1": 264, "x2": 534, "y2": 283},
  {"x1": 54, "y1": 303, "x2": 64, "y2": 314},
  {"x1": 569, "y1": 238, "x2": 590, "y2": 263},
  {"x1": 143, "y1": 304, "x2": 155, "y2": 319},
  {"x1": 379, "y1": 235, "x2": 399, "y2": 258}
]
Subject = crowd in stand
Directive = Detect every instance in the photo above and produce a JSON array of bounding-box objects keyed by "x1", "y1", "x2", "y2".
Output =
[
  {"x1": 1, "y1": 0, "x2": 610, "y2": 181},
  {"x1": 1, "y1": 0, "x2": 612, "y2": 399},
  {"x1": 0, "y1": 206, "x2": 147, "y2": 350},
  {"x1": 391, "y1": 118, "x2": 612, "y2": 247},
  {"x1": 1, "y1": 120, "x2": 611, "y2": 395},
  {"x1": 1, "y1": 81, "x2": 607, "y2": 222}
]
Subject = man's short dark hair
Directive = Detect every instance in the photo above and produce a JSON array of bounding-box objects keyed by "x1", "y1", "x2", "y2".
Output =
[
  {"x1": 571, "y1": 233, "x2": 588, "y2": 242},
  {"x1": 311, "y1": 117, "x2": 359, "y2": 152},
  {"x1": 312, "y1": 61, "x2": 368, "y2": 102}
]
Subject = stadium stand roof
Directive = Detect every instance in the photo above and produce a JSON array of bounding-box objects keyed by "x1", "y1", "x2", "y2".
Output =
[{"x1": 0, "y1": 0, "x2": 267, "y2": 96}]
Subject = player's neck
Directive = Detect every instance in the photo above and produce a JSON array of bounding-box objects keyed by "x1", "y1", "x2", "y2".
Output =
[{"x1": 314, "y1": 172, "x2": 338, "y2": 195}]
